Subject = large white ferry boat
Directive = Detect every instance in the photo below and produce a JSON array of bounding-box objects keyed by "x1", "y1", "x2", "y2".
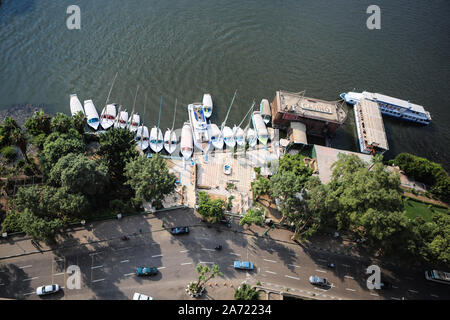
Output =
[{"x1": 340, "y1": 91, "x2": 431, "y2": 125}]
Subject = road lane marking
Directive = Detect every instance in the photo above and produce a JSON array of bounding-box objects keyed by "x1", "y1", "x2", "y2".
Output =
[
  {"x1": 408, "y1": 290, "x2": 418, "y2": 294},
  {"x1": 91, "y1": 265, "x2": 103, "y2": 269},
  {"x1": 200, "y1": 261, "x2": 215, "y2": 264},
  {"x1": 196, "y1": 237, "x2": 209, "y2": 240},
  {"x1": 285, "y1": 275, "x2": 300, "y2": 280},
  {"x1": 92, "y1": 278, "x2": 105, "y2": 283},
  {"x1": 124, "y1": 273, "x2": 134, "y2": 276},
  {"x1": 391, "y1": 297, "x2": 401, "y2": 300},
  {"x1": 342, "y1": 264, "x2": 351, "y2": 268},
  {"x1": 116, "y1": 247, "x2": 132, "y2": 251},
  {"x1": 151, "y1": 254, "x2": 163, "y2": 258},
  {"x1": 19, "y1": 265, "x2": 32, "y2": 269},
  {"x1": 370, "y1": 293, "x2": 379, "y2": 297},
  {"x1": 181, "y1": 262, "x2": 192, "y2": 265},
  {"x1": 315, "y1": 269, "x2": 327, "y2": 273},
  {"x1": 53, "y1": 272, "x2": 65, "y2": 276},
  {"x1": 120, "y1": 260, "x2": 129, "y2": 263},
  {"x1": 157, "y1": 267, "x2": 166, "y2": 270},
  {"x1": 287, "y1": 264, "x2": 300, "y2": 268},
  {"x1": 392, "y1": 285, "x2": 399, "y2": 289},
  {"x1": 314, "y1": 287, "x2": 327, "y2": 292},
  {"x1": 230, "y1": 253, "x2": 240, "y2": 256},
  {"x1": 263, "y1": 259, "x2": 277, "y2": 263},
  {"x1": 24, "y1": 292, "x2": 34, "y2": 296},
  {"x1": 265, "y1": 271, "x2": 276, "y2": 274},
  {"x1": 317, "y1": 259, "x2": 327, "y2": 262},
  {"x1": 89, "y1": 252, "x2": 102, "y2": 256},
  {"x1": 179, "y1": 250, "x2": 188, "y2": 253},
  {"x1": 22, "y1": 277, "x2": 38, "y2": 282},
  {"x1": 430, "y1": 294, "x2": 439, "y2": 298},
  {"x1": 345, "y1": 288, "x2": 356, "y2": 292},
  {"x1": 344, "y1": 275, "x2": 354, "y2": 279},
  {"x1": 201, "y1": 248, "x2": 215, "y2": 251}
]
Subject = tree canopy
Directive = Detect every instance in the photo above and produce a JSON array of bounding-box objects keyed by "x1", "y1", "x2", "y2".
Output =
[
  {"x1": 240, "y1": 206, "x2": 266, "y2": 227},
  {"x1": 196, "y1": 191, "x2": 226, "y2": 223},
  {"x1": 234, "y1": 283, "x2": 260, "y2": 300}
]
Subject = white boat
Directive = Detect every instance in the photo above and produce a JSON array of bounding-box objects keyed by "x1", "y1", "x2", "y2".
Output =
[
  {"x1": 202, "y1": 93, "x2": 213, "y2": 118},
  {"x1": 233, "y1": 125, "x2": 245, "y2": 146},
  {"x1": 246, "y1": 128, "x2": 257, "y2": 148},
  {"x1": 70, "y1": 94, "x2": 85, "y2": 116},
  {"x1": 114, "y1": 110, "x2": 129, "y2": 129},
  {"x1": 150, "y1": 126, "x2": 164, "y2": 153},
  {"x1": 188, "y1": 103, "x2": 211, "y2": 153},
  {"x1": 128, "y1": 114, "x2": 140, "y2": 132},
  {"x1": 163, "y1": 129, "x2": 177, "y2": 154},
  {"x1": 340, "y1": 91, "x2": 431, "y2": 125},
  {"x1": 252, "y1": 111, "x2": 269, "y2": 145},
  {"x1": 180, "y1": 122, "x2": 193, "y2": 160},
  {"x1": 100, "y1": 104, "x2": 117, "y2": 130},
  {"x1": 84, "y1": 100, "x2": 100, "y2": 130},
  {"x1": 136, "y1": 125, "x2": 149, "y2": 151},
  {"x1": 207, "y1": 123, "x2": 224, "y2": 150},
  {"x1": 222, "y1": 126, "x2": 235, "y2": 148},
  {"x1": 260, "y1": 99, "x2": 271, "y2": 124}
]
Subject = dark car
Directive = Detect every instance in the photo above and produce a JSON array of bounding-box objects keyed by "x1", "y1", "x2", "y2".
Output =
[
  {"x1": 136, "y1": 266, "x2": 158, "y2": 276},
  {"x1": 170, "y1": 226, "x2": 189, "y2": 235}
]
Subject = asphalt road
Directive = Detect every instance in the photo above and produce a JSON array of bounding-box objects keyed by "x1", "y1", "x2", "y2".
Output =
[{"x1": 0, "y1": 226, "x2": 448, "y2": 300}]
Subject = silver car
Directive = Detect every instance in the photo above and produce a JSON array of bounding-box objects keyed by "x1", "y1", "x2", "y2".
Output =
[
  {"x1": 36, "y1": 284, "x2": 60, "y2": 296},
  {"x1": 309, "y1": 275, "x2": 329, "y2": 287}
]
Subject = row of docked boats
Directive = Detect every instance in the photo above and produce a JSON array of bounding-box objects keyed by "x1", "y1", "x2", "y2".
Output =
[{"x1": 70, "y1": 92, "x2": 272, "y2": 161}]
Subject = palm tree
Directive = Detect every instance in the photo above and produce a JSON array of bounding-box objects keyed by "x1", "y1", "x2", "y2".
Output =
[
  {"x1": 10, "y1": 128, "x2": 30, "y2": 163},
  {"x1": 234, "y1": 283, "x2": 260, "y2": 300}
]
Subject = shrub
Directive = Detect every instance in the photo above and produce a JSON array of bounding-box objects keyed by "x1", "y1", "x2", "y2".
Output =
[
  {"x1": 110, "y1": 199, "x2": 125, "y2": 213},
  {"x1": 1, "y1": 146, "x2": 17, "y2": 162},
  {"x1": 16, "y1": 159, "x2": 25, "y2": 168},
  {"x1": 23, "y1": 163, "x2": 35, "y2": 176},
  {"x1": 1, "y1": 211, "x2": 23, "y2": 233}
]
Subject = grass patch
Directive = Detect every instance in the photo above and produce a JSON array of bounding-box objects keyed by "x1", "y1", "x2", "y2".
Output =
[{"x1": 403, "y1": 199, "x2": 448, "y2": 222}]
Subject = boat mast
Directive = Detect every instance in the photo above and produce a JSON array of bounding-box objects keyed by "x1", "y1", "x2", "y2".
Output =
[
  {"x1": 171, "y1": 98, "x2": 177, "y2": 132},
  {"x1": 238, "y1": 100, "x2": 256, "y2": 129},
  {"x1": 157, "y1": 96, "x2": 162, "y2": 132},
  {"x1": 221, "y1": 89, "x2": 238, "y2": 131},
  {"x1": 128, "y1": 85, "x2": 139, "y2": 129},
  {"x1": 139, "y1": 92, "x2": 147, "y2": 146},
  {"x1": 100, "y1": 72, "x2": 119, "y2": 120}
]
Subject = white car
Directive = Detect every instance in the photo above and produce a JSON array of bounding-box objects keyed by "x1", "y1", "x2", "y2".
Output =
[
  {"x1": 133, "y1": 292, "x2": 153, "y2": 300},
  {"x1": 36, "y1": 284, "x2": 60, "y2": 296}
]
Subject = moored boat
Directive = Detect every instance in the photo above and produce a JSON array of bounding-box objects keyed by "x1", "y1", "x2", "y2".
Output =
[
  {"x1": 128, "y1": 113, "x2": 140, "y2": 132},
  {"x1": 222, "y1": 126, "x2": 235, "y2": 148},
  {"x1": 202, "y1": 93, "x2": 213, "y2": 118},
  {"x1": 260, "y1": 99, "x2": 271, "y2": 124},
  {"x1": 180, "y1": 122, "x2": 193, "y2": 160},
  {"x1": 136, "y1": 125, "x2": 149, "y2": 151},
  {"x1": 115, "y1": 110, "x2": 129, "y2": 129},
  {"x1": 188, "y1": 103, "x2": 211, "y2": 153},
  {"x1": 70, "y1": 94, "x2": 85, "y2": 116},
  {"x1": 150, "y1": 126, "x2": 164, "y2": 153},
  {"x1": 100, "y1": 104, "x2": 117, "y2": 130},
  {"x1": 207, "y1": 123, "x2": 224, "y2": 150},
  {"x1": 252, "y1": 111, "x2": 269, "y2": 145},
  {"x1": 84, "y1": 99, "x2": 100, "y2": 130},
  {"x1": 164, "y1": 129, "x2": 177, "y2": 154},
  {"x1": 233, "y1": 125, "x2": 245, "y2": 146},
  {"x1": 246, "y1": 128, "x2": 257, "y2": 148}
]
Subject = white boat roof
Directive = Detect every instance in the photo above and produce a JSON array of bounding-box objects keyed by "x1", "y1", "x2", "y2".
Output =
[
  {"x1": 363, "y1": 91, "x2": 426, "y2": 114},
  {"x1": 356, "y1": 98, "x2": 389, "y2": 151},
  {"x1": 252, "y1": 112, "x2": 269, "y2": 136},
  {"x1": 70, "y1": 94, "x2": 84, "y2": 114},
  {"x1": 84, "y1": 100, "x2": 99, "y2": 118},
  {"x1": 202, "y1": 94, "x2": 213, "y2": 107},
  {"x1": 181, "y1": 124, "x2": 193, "y2": 148},
  {"x1": 260, "y1": 99, "x2": 271, "y2": 116},
  {"x1": 105, "y1": 104, "x2": 117, "y2": 116},
  {"x1": 150, "y1": 127, "x2": 163, "y2": 139}
]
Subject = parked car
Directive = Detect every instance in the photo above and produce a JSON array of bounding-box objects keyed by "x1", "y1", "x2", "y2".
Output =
[
  {"x1": 309, "y1": 275, "x2": 329, "y2": 287},
  {"x1": 170, "y1": 226, "x2": 189, "y2": 235},
  {"x1": 234, "y1": 260, "x2": 254, "y2": 270},
  {"x1": 136, "y1": 266, "x2": 158, "y2": 276},
  {"x1": 133, "y1": 292, "x2": 153, "y2": 300},
  {"x1": 36, "y1": 284, "x2": 60, "y2": 296}
]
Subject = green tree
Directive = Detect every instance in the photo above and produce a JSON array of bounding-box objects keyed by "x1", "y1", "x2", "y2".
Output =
[
  {"x1": 8, "y1": 127, "x2": 30, "y2": 163},
  {"x1": 71, "y1": 111, "x2": 86, "y2": 135},
  {"x1": 98, "y1": 129, "x2": 138, "y2": 181},
  {"x1": 50, "y1": 113, "x2": 72, "y2": 134},
  {"x1": 19, "y1": 208, "x2": 65, "y2": 242},
  {"x1": 234, "y1": 283, "x2": 260, "y2": 300},
  {"x1": 251, "y1": 177, "x2": 270, "y2": 201},
  {"x1": 124, "y1": 154, "x2": 176, "y2": 207},
  {"x1": 278, "y1": 153, "x2": 313, "y2": 177},
  {"x1": 1, "y1": 146, "x2": 17, "y2": 162},
  {"x1": 24, "y1": 111, "x2": 52, "y2": 137},
  {"x1": 189, "y1": 263, "x2": 222, "y2": 295},
  {"x1": 240, "y1": 206, "x2": 265, "y2": 227},
  {"x1": 196, "y1": 191, "x2": 225, "y2": 223}
]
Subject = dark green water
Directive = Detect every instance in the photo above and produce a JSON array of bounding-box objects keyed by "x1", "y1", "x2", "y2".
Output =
[{"x1": 1, "y1": 0, "x2": 449, "y2": 168}]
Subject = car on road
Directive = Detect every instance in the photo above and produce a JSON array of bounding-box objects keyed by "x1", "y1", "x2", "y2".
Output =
[
  {"x1": 309, "y1": 275, "x2": 330, "y2": 287},
  {"x1": 136, "y1": 266, "x2": 159, "y2": 276},
  {"x1": 170, "y1": 226, "x2": 189, "y2": 235},
  {"x1": 133, "y1": 292, "x2": 153, "y2": 300},
  {"x1": 36, "y1": 284, "x2": 60, "y2": 296},
  {"x1": 234, "y1": 260, "x2": 254, "y2": 270}
]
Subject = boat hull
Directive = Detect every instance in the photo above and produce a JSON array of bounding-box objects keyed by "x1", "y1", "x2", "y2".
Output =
[
  {"x1": 84, "y1": 100, "x2": 100, "y2": 130},
  {"x1": 202, "y1": 93, "x2": 213, "y2": 118},
  {"x1": 222, "y1": 126, "x2": 235, "y2": 148},
  {"x1": 150, "y1": 127, "x2": 164, "y2": 153},
  {"x1": 70, "y1": 94, "x2": 85, "y2": 116},
  {"x1": 164, "y1": 129, "x2": 177, "y2": 154},
  {"x1": 180, "y1": 123, "x2": 193, "y2": 160}
]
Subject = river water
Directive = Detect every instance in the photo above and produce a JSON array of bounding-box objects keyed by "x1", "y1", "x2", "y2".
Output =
[{"x1": 1, "y1": 0, "x2": 449, "y2": 168}]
